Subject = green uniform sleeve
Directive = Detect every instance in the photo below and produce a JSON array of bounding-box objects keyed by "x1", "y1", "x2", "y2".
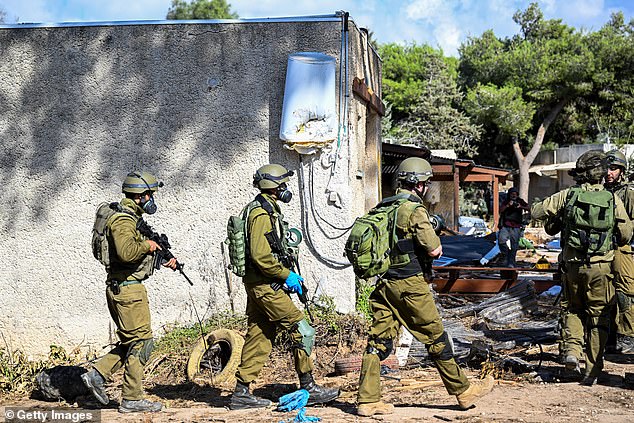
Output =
[
  {"x1": 410, "y1": 205, "x2": 441, "y2": 253},
  {"x1": 531, "y1": 188, "x2": 570, "y2": 220},
  {"x1": 110, "y1": 215, "x2": 151, "y2": 263},
  {"x1": 614, "y1": 195, "x2": 633, "y2": 246},
  {"x1": 248, "y1": 211, "x2": 291, "y2": 280},
  {"x1": 623, "y1": 186, "x2": 634, "y2": 220}
]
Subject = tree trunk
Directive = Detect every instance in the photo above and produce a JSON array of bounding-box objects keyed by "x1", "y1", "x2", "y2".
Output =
[{"x1": 513, "y1": 100, "x2": 567, "y2": 201}]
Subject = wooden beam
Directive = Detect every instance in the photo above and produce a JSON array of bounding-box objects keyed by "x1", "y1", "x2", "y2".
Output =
[
  {"x1": 353, "y1": 77, "x2": 385, "y2": 116},
  {"x1": 493, "y1": 176, "x2": 500, "y2": 229},
  {"x1": 430, "y1": 278, "x2": 556, "y2": 294},
  {"x1": 453, "y1": 164, "x2": 460, "y2": 231}
]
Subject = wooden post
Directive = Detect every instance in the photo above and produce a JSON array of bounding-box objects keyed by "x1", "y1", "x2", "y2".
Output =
[
  {"x1": 492, "y1": 176, "x2": 500, "y2": 230},
  {"x1": 453, "y1": 164, "x2": 460, "y2": 231}
]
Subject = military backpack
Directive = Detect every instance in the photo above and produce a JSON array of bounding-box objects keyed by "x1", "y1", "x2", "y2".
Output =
[
  {"x1": 563, "y1": 187, "x2": 615, "y2": 257},
  {"x1": 225, "y1": 194, "x2": 298, "y2": 277},
  {"x1": 91, "y1": 202, "x2": 134, "y2": 270},
  {"x1": 225, "y1": 200, "x2": 262, "y2": 277},
  {"x1": 344, "y1": 194, "x2": 420, "y2": 279}
]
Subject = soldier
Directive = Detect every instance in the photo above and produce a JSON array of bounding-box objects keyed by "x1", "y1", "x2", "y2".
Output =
[
  {"x1": 532, "y1": 150, "x2": 632, "y2": 385},
  {"x1": 229, "y1": 164, "x2": 339, "y2": 410},
  {"x1": 605, "y1": 150, "x2": 634, "y2": 353},
  {"x1": 82, "y1": 171, "x2": 177, "y2": 413},
  {"x1": 356, "y1": 157, "x2": 494, "y2": 417}
]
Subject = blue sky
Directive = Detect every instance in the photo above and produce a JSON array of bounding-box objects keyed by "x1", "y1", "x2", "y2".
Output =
[{"x1": 1, "y1": 1, "x2": 632, "y2": 55}]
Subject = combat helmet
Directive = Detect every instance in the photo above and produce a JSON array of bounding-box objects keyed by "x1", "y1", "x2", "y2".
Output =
[
  {"x1": 607, "y1": 150, "x2": 627, "y2": 169},
  {"x1": 253, "y1": 164, "x2": 294, "y2": 190},
  {"x1": 568, "y1": 150, "x2": 607, "y2": 184},
  {"x1": 122, "y1": 171, "x2": 162, "y2": 194},
  {"x1": 396, "y1": 157, "x2": 433, "y2": 185}
]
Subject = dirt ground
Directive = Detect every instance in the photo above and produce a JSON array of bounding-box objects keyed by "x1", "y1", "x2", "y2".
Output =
[
  {"x1": 2, "y1": 356, "x2": 633, "y2": 423},
  {"x1": 3, "y1": 242, "x2": 634, "y2": 422}
]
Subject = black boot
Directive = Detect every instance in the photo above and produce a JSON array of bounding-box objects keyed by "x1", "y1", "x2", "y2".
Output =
[
  {"x1": 299, "y1": 372, "x2": 339, "y2": 406},
  {"x1": 229, "y1": 381, "x2": 272, "y2": 410}
]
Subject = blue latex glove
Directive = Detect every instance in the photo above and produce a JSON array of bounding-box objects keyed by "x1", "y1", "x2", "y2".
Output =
[
  {"x1": 277, "y1": 389, "x2": 309, "y2": 412},
  {"x1": 283, "y1": 271, "x2": 304, "y2": 295},
  {"x1": 294, "y1": 407, "x2": 321, "y2": 422}
]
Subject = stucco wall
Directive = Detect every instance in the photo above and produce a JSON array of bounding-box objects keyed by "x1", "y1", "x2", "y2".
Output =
[{"x1": 0, "y1": 18, "x2": 382, "y2": 356}]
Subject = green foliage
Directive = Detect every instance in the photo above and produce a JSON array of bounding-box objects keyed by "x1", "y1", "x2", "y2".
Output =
[
  {"x1": 154, "y1": 311, "x2": 247, "y2": 354},
  {"x1": 355, "y1": 278, "x2": 374, "y2": 322},
  {"x1": 380, "y1": 42, "x2": 481, "y2": 154},
  {"x1": 464, "y1": 83, "x2": 535, "y2": 138},
  {"x1": 312, "y1": 295, "x2": 341, "y2": 333},
  {"x1": 166, "y1": 0, "x2": 238, "y2": 20}
]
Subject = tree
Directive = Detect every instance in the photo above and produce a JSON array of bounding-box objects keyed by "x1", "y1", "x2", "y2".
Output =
[
  {"x1": 459, "y1": 3, "x2": 595, "y2": 199},
  {"x1": 166, "y1": 0, "x2": 238, "y2": 20},
  {"x1": 381, "y1": 43, "x2": 480, "y2": 155}
]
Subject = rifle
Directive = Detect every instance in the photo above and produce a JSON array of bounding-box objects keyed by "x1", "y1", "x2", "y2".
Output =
[
  {"x1": 265, "y1": 231, "x2": 314, "y2": 323},
  {"x1": 136, "y1": 219, "x2": 194, "y2": 286}
]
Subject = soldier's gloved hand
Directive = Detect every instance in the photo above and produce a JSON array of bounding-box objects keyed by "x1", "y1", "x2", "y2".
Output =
[{"x1": 283, "y1": 271, "x2": 304, "y2": 295}]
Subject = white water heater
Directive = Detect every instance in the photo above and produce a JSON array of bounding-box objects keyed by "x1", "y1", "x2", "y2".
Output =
[{"x1": 279, "y1": 52, "x2": 337, "y2": 154}]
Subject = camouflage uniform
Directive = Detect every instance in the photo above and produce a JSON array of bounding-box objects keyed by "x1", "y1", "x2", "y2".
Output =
[
  {"x1": 606, "y1": 175, "x2": 634, "y2": 342},
  {"x1": 532, "y1": 183, "x2": 632, "y2": 379},
  {"x1": 235, "y1": 193, "x2": 313, "y2": 383},
  {"x1": 358, "y1": 188, "x2": 470, "y2": 404},
  {"x1": 93, "y1": 198, "x2": 155, "y2": 401}
]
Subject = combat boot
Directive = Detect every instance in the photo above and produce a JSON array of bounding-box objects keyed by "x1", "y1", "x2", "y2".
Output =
[
  {"x1": 229, "y1": 381, "x2": 272, "y2": 410},
  {"x1": 456, "y1": 375, "x2": 494, "y2": 410},
  {"x1": 118, "y1": 398, "x2": 162, "y2": 413},
  {"x1": 357, "y1": 401, "x2": 395, "y2": 417},
  {"x1": 563, "y1": 354, "x2": 581, "y2": 373},
  {"x1": 299, "y1": 372, "x2": 340, "y2": 406},
  {"x1": 617, "y1": 334, "x2": 634, "y2": 354},
  {"x1": 80, "y1": 369, "x2": 109, "y2": 405}
]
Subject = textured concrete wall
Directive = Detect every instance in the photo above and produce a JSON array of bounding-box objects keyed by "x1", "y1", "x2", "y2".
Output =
[{"x1": 0, "y1": 19, "x2": 382, "y2": 356}]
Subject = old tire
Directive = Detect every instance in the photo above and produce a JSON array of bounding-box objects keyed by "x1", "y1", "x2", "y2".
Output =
[{"x1": 186, "y1": 329, "x2": 244, "y2": 387}]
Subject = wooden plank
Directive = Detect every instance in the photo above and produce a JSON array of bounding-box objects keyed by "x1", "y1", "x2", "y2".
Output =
[
  {"x1": 431, "y1": 278, "x2": 556, "y2": 294},
  {"x1": 353, "y1": 77, "x2": 385, "y2": 116}
]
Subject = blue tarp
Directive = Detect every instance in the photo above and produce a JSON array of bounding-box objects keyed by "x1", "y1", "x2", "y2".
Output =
[{"x1": 439, "y1": 235, "x2": 497, "y2": 265}]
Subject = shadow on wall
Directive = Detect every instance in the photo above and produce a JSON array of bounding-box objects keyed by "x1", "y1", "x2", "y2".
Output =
[{"x1": 0, "y1": 21, "x2": 341, "y2": 232}]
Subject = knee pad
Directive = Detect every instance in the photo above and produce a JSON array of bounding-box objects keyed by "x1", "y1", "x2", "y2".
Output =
[
  {"x1": 128, "y1": 339, "x2": 154, "y2": 366},
  {"x1": 366, "y1": 337, "x2": 393, "y2": 361},
  {"x1": 427, "y1": 331, "x2": 454, "y2": 361},
  {"x1": 295, "y1": 319, "x2": 315, "y2": 356}
]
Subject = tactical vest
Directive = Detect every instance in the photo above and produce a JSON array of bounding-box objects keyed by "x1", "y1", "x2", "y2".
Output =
[
  {"x1": 105, "y1": 202, "x2": 155, "y2": 282},
  {"x1": 385, "y1": 198, "x2": 426, "y2": 279},
  {"x1": 562, "y1": 187, "x2": 615, "y2": 258}
]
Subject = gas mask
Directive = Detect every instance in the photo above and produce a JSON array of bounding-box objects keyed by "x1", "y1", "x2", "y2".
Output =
[
  {"x1": 141, "y1": 195, "x2": 158, "y2": 215},
  {"x1": 276, "y1": 183, "x2": 293, "y2": 203}
]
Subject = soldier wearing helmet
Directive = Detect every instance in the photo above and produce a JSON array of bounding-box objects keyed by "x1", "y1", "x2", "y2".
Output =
[
  {"x1": 604, "y1": 150, "x2": 634, "y2": 354},
  {"x1": 230, "y1": 164, "x2": 339, "y2": 410},
  {"x1": 82, "y1": 171, "x2": 177, "y2": 413},
  {"x1": 356, "y1": 157, "x2": 493, "y2": 417},
  {"x1": 532, "y1": 150, "x2": 632, "y2": 385}
]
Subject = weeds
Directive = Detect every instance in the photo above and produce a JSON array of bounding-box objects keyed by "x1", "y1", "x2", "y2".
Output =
[
  {"x1": 355, "y1": 278, "x2": 375, "y2": 322},
  {"x1": 155, "y1": 311, "x2": 248, "y2": 355},
  {"x1": 0, "y1": 344, "x2": 81, "y2": 398}
]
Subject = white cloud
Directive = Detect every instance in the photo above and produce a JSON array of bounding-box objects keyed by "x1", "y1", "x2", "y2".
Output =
[
  {"x1": 405, "y1": 0, "x2": 444, "y2": 21},
  {"x1": 557, "y1": 0, "x2": 605, "y2": 20}
]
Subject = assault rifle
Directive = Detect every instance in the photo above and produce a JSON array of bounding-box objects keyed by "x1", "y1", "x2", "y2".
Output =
[
  {"x1": 266, "y1": 231, "x2": 314, "y2": 323},
  {"x1": 136, "y1": 219, "x2": 194, "y2": 286}
]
